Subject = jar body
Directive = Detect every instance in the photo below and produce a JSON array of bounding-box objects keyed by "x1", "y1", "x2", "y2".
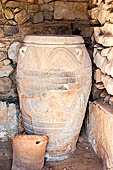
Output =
[{"x1": 17, "y1": 36, "x2": 92, "y2": 161}]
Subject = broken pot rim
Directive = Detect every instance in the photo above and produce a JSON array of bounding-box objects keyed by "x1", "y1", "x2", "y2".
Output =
[{"x1": 13, "y1": 135, "x2": 49, "y2": 142}]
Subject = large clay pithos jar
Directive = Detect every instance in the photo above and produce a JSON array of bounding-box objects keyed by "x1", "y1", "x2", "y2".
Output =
[{"x1": 17, "y1": 36, "x2": 92, "y2": 161}]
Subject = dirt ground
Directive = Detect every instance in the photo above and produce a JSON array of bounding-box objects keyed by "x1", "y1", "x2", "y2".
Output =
[
  {"x1": 43, "y1": 135, "x2": 103, "y2": 170},
  {"x1": 0, "y1": 135, "x2": 103, "y2": 170}
]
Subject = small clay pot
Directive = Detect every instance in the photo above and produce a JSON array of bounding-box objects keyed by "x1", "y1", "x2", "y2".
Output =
[{"x1": 12, "y1": 135, "x2": 48, "y2": 170}]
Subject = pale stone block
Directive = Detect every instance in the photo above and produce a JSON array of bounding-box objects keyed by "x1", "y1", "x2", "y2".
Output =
[
  {"x1": 41, "y1": 3, "x2": 54, "y2": 11},
  {"x1": 2, "y1": 0, "x2": 8, "y2": 3},
  {"x1": 3, "y1": 25, "x2": 19, "y2": 36},
  {"x1": 8, "y1": 42, "x2": 21, "y2": 63},
  {"x1": 94, "y1": 82, "x2": 105, "y2": 89},
  {"x1": 93, "y1": 68, "x2": 113, "y2": 95},
  {"x1": 0, "y1": 102, "x2": 18, "y2": 140},
  {"x1": 94, "y1": 24, "x2": 113, "y2": 46},
  {"x1": 43, "y1": 11, "x2": 53, "y2": 21},
  {"x1": 94, "y1": 69, "x2": 102, "y2": 83},
  {"x1": 0, "y1": 41, "x2": 8, "y2": 48},
  {"x1": 0, "y1": 28, "x2": 4, "y2": 37},
  {"x1": 94, "y1": 44, "x2": 104, "y2": 50},
  {"x1": 107, "y1": 48, "x2": 113, "y2": 61},
  {"x1": 0, "y1": 77, "x2": 12, "y2": 93},
  {"x1": 0, "y1": 64, "x2": 13, "y2": 77},
  {"x1": 105, "y1": 0, "x2": 113, "y2": 4},
  {"x1": 101, "y1": 48, "x2": 110, "y2": 57},
  {"x1": 106, "y1": 12, "x2": 113, "y2": 24},
  {"x1": 88, "y1": 7, "x2": 99, "y2": 20},
  {"x1": 54, "y1": 1, "x2": 88, "y2": 20},
  {"x1": 104, "y1": 94, "x2": 110, "y2": 103},
  {"x1": 27, "y1": 0, "x2": 34, "y2": 2},
  {"x1": 88, "y1": 100, "x2": 113, "y2": 170},
  {"x1": 100, "y1": 89, "x2": 108, "y2": 98},
  {"x1": 92, "y1": 84, "x2": 104, "y2": 99},
  {"x1": 101, "y1": 23, "x2": 113, "y2": 36},
  {"x1": 8, "y1": 20, "x2": 17, "y2": 26},
  {"x1": 0, "y1": 51, "x2": 7, "y2": 62},
  {"x1": 93, "y1": 48, "x2": 107, "y2": 73},
  {"x1": 109, "y1": 96, "x2": 113, "y2": 105},
  {"x1": 101, "y1": 73, "x2": 113, "y2": 95},
  {"x1": 94, "y1": 27, "x2": 103, "y2": 45},
  {"x1": 4, "y1": 8, "x2": 14, "y2": 20},
  {"x1": 94, "y1": 48, "x2": 113, "y2": 78},
  {"x1": 28, "y1": 4, "x2": 40, "y2": 13},
  {"x1": 102, "y1": 36, "x2": 113, "y2": 47},
  {"x1": 44, "y1": 0, "x2": 52, "y2": 3},
  {"x1": 3, "y1": 59, "x2": 11, "y2": 65},
  {"x1": 6, "y1": 1, "x2": 21, "y2": 8},
  {"x1": 38, "y1": 0, "x2": 44, "y2": 4},
  {"x1": 13, "y1": 8, "x2": 21, "y2": 14},
  {"x1": 104, "y1": 61, "x2": 113, "y2": 77},
  {"x1": 98, "y1": 2, "x2": 108, "y2": 25},
  {"x1": 32, "y1": 12, "x2": 44, "y2": 24},
  {"x1": 15, "y1": 10, "x2": 30, "y2": 25},
  {"x1": 6, "y1": 1, "x2": 27, "y2": 9},
  {"x1": 89, "y1": 0, "x2": 102, "y2": 6}
]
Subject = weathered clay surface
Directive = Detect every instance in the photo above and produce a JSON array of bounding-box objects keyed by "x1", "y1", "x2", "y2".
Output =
[
  {"x1": 88, "y1": 99, "x2": 113, "y2": 170},
  {"x1": 17, "y1": 35, "x2": 92, "y2": 161},
  {"x1": 12, "y1": 135, "x2": 48, "y2": 170}
]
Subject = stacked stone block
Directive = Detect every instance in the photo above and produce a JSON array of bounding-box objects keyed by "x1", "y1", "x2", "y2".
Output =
[{"x1": 88, "y1": 0, "x2": 113, "y2": 169}]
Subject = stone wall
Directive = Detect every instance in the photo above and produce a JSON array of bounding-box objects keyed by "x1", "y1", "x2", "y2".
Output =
[
  {"x1": 88, "y1": 0, "x2": 113, "y2": 169},
  {"x1": 88, "y1": 99, "x2": 113, "y2": 170},
  {"x1": 0, "y1": 0, "x2": 92, "y2": 141},
  {"x1": 88, "y1": 0, "x2": 113, "y2": 102}
]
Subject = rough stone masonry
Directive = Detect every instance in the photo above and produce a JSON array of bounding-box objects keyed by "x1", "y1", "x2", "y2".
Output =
[{"x1": 88, "y1": 0, "x2": 113, "y2": 169}]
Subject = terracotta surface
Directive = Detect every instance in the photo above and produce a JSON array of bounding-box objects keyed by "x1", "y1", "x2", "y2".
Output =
[
  {"x1": 16, "y1": 35, "x2": 92, "y2": 161},
  {"x1": 11, "y1": 135, "x2": 48, "y2": 170}
]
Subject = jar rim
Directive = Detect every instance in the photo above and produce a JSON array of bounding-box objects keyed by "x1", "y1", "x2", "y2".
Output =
[{"x1": 23, "y1": 35, "x2": 84, "y2": 45}]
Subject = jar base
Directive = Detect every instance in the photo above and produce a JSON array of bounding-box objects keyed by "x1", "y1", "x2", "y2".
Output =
[{"x1": 45, "y1": 151, "x2": 75, "y2": 162}]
